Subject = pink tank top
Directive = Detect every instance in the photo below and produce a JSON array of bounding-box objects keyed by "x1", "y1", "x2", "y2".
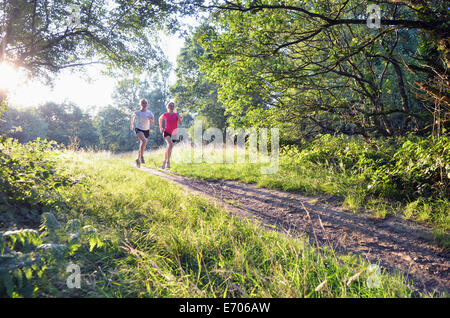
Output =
[{"x1": 162, "y1": 112, "x2": 179, "y2": 134}]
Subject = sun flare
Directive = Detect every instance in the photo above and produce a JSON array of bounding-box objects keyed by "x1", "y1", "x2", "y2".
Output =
[{"x1": 0, "y1": 61, "x2": 24, "y2": 92}]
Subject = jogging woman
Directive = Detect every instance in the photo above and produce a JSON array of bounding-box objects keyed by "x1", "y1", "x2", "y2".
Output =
[
  {"x1": 130, "y1": 98, "x2": 154, "y2": 168},
  {"x1": 159, "y1": 101, "x2": 182, "y2": 169}
]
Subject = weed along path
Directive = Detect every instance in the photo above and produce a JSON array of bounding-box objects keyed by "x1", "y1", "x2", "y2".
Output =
[{"x1": 136, "y1": 164, "x2": 449, "y2": 294}]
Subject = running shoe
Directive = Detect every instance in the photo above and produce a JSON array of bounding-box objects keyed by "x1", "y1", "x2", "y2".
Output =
[
  {"x1": 166, "y1": 161, "x2": 170, "y2": 169},
  {"x1": 140, "y1": 156, "x2": 145, "y2": 164},
  {"x1": 135, "y1": 158, "x2": 140, "y2": 168}
]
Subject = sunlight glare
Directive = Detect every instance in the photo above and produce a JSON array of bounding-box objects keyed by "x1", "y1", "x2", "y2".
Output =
[{"x1": 0, "y1": 62, "x2": 24, "y2": 92}]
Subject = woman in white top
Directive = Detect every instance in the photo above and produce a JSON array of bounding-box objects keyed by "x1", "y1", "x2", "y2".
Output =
[{"x1": 130, "y1": 98, "x2": 154, "y2": 168}]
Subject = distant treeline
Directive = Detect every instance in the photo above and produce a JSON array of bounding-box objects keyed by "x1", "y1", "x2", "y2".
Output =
[
  {"x1": 0, "y1": 101, "x2": 166, "y2": 152},
  {"x1": 0, "y1": 74, "x2": 197, "y2": 152}
]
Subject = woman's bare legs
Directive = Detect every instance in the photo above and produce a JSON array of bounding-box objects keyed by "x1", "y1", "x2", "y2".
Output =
[
  {"x1": 163, "y1": 135, "x2": 174, "y2": 168},
  {"x1": 136, "y1": 132, "x2": 147, "y2": 167}
]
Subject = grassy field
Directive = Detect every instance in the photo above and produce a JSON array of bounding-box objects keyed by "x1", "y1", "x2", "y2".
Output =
[
  {"x1": 0, "y1": 147, "x2": 426, "y2": 297},
  {"x1": 143, "y1": 140, "x2": 449, "y2": 242}
]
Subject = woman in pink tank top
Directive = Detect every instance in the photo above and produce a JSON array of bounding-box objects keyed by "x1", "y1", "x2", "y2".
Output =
[{"x1": 159, "y1": 101, "x2": 182, "y2": 169}]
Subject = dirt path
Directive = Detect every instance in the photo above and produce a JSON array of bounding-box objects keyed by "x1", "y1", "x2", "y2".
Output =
[{"x1": 137, "y1": 165, "x2": 449, "y2": 294}]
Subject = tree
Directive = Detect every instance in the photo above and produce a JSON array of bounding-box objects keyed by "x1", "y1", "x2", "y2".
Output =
[
  {"x1": 0, "y1": 0, "x2": 183, "y2": 73},
  {"x1": 0, "y1": 105, "x2": 48, "y2": 142},
  {"x1": 66, "y1": 104, "x2": 98, "y2": 148},
  {"x1": 95, "y1": 105, "x2": 136, "y2": 152},
  {"x1": 112, "y1": 60, "x2": 172, "y2": 113},
  {"x1": 0, "y1": 102, "x2": 100, "y2": 148},
  {"x1": 0, "y1": 0, "x2": 198, "y2": 108},
  {"x1": 196, "y1": 0, "x2": 449, "y2": 138},
  {"x1": 170, "y1": 29, "x2": 227, "y2": 131},
  {"x1": 36, "y1": 101, "x2": 98, "y2": 147}
]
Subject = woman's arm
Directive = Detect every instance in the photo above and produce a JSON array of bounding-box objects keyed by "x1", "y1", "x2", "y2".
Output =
[
  {"x1": 149, "y1": 113, "x2": 155, "y2": 126},
  {"x1": 177, "y1": 113, "x2": 183, "y2": 126},
  {"x1": 159, "y1": 114, "x2": 164, "y2": 133},
  {"x1": 130, "y1": 113, "x2": 136, "y2": 130}
]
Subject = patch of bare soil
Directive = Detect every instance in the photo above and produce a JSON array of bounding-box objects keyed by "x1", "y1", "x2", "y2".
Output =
[{"x1": 138, "y1": 165, "x2": 449, "y2": 295}]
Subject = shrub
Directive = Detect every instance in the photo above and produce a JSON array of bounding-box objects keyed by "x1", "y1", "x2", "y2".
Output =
[
  {"x1": 282, "y1": 133, "x2": 449, "y2": 200},
  {"x1": 368, "y1": 135, "x2": 449, "y2": 199},
  {"x1": 0, "y1": 137, "x2": 103, "y2": 297}
]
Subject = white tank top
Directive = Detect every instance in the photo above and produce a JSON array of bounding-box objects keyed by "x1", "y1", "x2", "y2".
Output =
[{"x1": 135, "y1": 110, "x2": 153, "y2": 130}]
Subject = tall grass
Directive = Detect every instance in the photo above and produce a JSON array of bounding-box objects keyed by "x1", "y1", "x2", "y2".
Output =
[
  {"x1": 42, "y1": 150, "x2": 420, "y2": 297},
  {"x1": 143, "y1": 136, "x2": 449, "y2": 244}
]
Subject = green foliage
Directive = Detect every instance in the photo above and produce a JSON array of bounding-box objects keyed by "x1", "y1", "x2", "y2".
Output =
[
  {"x1": 282, "y1": 134, "x2": 449, "y2": 200},
  {"x1": 170, "y1": 30, "x2": 228, "y2": 131},
  {"x1": 36, "y1": 102, "x2": 99, "y2": 148},
  {"x1": 0, "y1": 0, "x2": 182, "y2": 78},
  {"x1": 0, "y1": 137, "x2": 104, "y2": 297},
  {"x1": 377, "y1": 135, "x2": 450, "y2": 198},
  {"x1": 0, "y1": 138, "x2": 70, "y2": 213},
  {"x1": 95, "y1": 106, "x2": 138, "y2": 152},
  {"x1": 0, "y1": 229, "x2": 44, "y2": 297},
  {"x1": 0, "y1": 107, "x2": 48, "y2": 143},
  {"x1": 195, "y1": 0, "x2": 446, "y2": 138},
  {"x1": 1, "y1": 103, "x2": 99, "y2": 149},
  {"x1": 282, "y1": 134, "x2": 387, "y2": 172},
  {"x1": 0, "y1": 212, "x2": 104, "y2": 297}
]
